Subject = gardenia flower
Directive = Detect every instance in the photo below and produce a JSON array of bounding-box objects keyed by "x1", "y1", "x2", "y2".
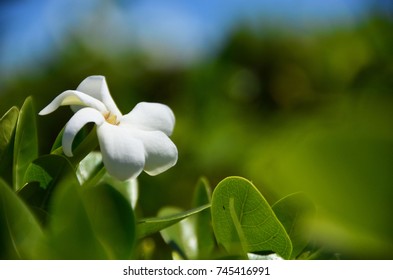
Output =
[{"x1": 39, "y1": 75, "x2": 178, "y2": 181}]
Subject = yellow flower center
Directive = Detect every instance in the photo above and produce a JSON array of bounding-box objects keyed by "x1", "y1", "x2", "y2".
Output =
[{"x1": 104, "y1": 112, "x2": 120, "y2": 125}]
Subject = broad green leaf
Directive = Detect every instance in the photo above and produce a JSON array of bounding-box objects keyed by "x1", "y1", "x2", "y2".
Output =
[
  {"x1": 82, "y1": 183, "x2": 136, "y2": 259},
  {"x1": 137, "y1": 204, "x2": 210, "y2": 239},
  {"x1": 46, "y1": 179, "x2": 108, "y2": 259},
  {"x1": 0, "y1": 179, "x2": 45, "y2": 259},
  {"x1": 191, "y1": 177, "x2": 215, "y2": 258},
  {"x1": 19, "y1": 154, "x2": 79, "y2": 223},
  {"x1": 211, "y1": 176, "x2": 292, "y2": 259},
  {"x1": 13, "y1": 97, "x2": 38, "y2": 191},
  {"x1": 0, "y1": 107, "x2": 19, "y2": 183},
  {"x1": 272, "y1": 192, "x2": 316, "y2": 259},
  {"x1": 46, "y1": 175, "x2": 136, "y2": 259}
]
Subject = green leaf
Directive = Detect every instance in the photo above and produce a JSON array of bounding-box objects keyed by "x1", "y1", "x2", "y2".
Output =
[
  {"x1": 192, "y1": 177, "x2": 212, "y2": 206},
  {"x1": 272, "y1": 192, "x2": 316, "y2": 259},
  {"x1": 23, "y1": 154, "x2": 77, "y2": 189},
  {"x1": 211, "y1": 176, "x2": 292, "y2": 259},
  {"x1": 45, "y1": 173, "x2": 136, "y2": 259},
  {"x1": 0, "y1": 107, "x2": 19, "y2": 162},
  {"x1": 13, "y1": 97, "x2": 38, "y2": 191},
  {"x1": 137, "y1": 204, "x2": 210, "y2": 239},
  {"x1": 50, "y1": 127, "x2": 64, "y2": 153},
  {"x1": 82, "y1": 183, "x2": 136, "y2": 259},
  {"x1": 46, "y1": 179, "x2": 108, "y2": 259},
  {"x1": 191, "y1": 177, "x2": 215, "y2": 258},
  {"x1": 19, "y1": 154, "x2": 79, "y2": 223},
  {"x1": 0, "y1": 179, "x2": 45, "y2": 259},
  {"x1": 0, "y1": 107, "x2": 19, "y2": 183}
]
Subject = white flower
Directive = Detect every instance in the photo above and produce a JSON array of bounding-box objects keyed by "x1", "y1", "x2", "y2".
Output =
[{"x1": 39, "y1": 75, "x2": 178, "y2": 181}]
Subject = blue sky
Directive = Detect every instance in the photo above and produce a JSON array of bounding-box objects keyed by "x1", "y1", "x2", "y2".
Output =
[{"x1": 0, "y1": 0, "x2": 387, "y2": 80}]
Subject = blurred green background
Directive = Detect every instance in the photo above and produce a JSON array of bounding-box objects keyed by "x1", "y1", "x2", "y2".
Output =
[{"x1": 1, "y1": 0, "x2": 393, "y2": 259}]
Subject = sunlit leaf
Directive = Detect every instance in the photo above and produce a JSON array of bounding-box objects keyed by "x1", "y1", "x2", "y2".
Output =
[
  {"x1": 0, "y1": 179, "x2": 45, "y2": 259},
  {"x1": 211, "y1": 176, "x2": 292, "y2": 259},
  {"x1": 272, "y1": 192, "x2": 316, "y2": 259},
  {"x1": 13, "y1": 97, "x2": 38, "y2": 191},
  {"x1": 137, "y1": 204, "x2": 210, "y2": 239},
  {"x1": 0, "y1": 107, "x2": 19, "y2": 183}
]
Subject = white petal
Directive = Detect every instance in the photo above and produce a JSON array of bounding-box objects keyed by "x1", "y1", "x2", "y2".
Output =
[
  {"x1": 62, "y1": 108, "x2": 105, "y2": 157},
  {"x1": 97, "y1": 123, "x2": 145, "y2": 181},
  {"x1": 39, "y1": 90, "x2": 107, "y2": 115},
  {"x1": 76, "y1": 76, "x2": 122, "y2": 117},
  {"x1": 125, "y1": 128, "x2": 178, "y2": 176},
  {"x1": 121, "y1": 102, "x2": 175, "y2": 136}
]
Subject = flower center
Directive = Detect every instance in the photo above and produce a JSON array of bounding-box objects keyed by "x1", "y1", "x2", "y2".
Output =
[{"x1": 104, "y1": 112, "x2": 120, "y2": 125}]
